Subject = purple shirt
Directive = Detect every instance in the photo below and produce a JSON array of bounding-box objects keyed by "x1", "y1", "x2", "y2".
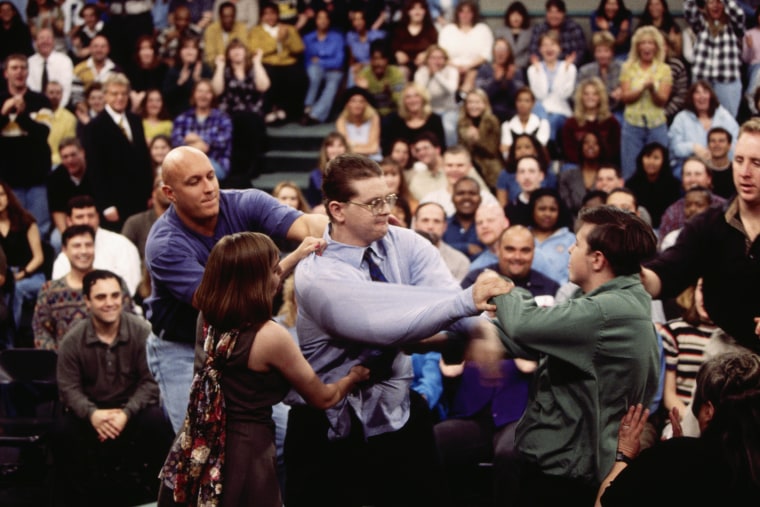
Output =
[{"x1": 145, "y1": 189, "x2": 301, "y2": 343}]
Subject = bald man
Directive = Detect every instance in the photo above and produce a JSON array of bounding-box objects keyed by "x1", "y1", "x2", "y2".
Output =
[
  {"x1": 145, "y1": 146, "x2": 328, "y2": 431},
  {"x1": 470, "y1": 202, "x2": 510, "y2": 271}
]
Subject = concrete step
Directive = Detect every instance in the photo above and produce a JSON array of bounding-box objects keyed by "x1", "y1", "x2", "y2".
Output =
[
  {"x1": 265, "y1": 122, "x2": 336, "y2": 152},
  {"x1": 263, "y1": 149, "x2": 318, "y2": 174},
  {"x1": 251, "y1": 171, "x2": 310, "y2": 193}
]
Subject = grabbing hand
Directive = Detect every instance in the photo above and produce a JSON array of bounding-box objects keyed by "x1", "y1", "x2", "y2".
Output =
[
  {"x1": 471, "y1": 269, "x2": 513, "y2": 311},
  {"x1": 293, "y1": 236, "x2": 326, "y2": 260},
  {"x1": 349, "y1": 364, "x2": 371, "y2": 382},
  {"x1": 617, "y1": 404, "x2": 649, "y2": 461}
]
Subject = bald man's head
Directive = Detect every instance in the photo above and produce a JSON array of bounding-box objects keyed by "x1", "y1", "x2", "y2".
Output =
[{"x1": 161, "y1": 146, "x2": 220, "y2": 226}]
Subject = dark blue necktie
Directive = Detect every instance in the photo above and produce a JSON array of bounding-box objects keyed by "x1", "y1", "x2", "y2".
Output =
[
  {"x1": 362, "y1": 248, "x2": 396, "y2": 382},
  {"x1": 363, "y1": 248, "x2": 388, "y2": 283}
]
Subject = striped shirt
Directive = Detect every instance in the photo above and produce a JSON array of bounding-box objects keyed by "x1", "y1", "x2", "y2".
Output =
[{"x1": 661, "y1": 319, "x2": 717, "y2": 403}]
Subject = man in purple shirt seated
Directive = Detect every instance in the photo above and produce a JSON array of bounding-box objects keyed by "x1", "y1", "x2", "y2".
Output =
[{"x1": 144, "y1": 146, "x2": 327, "y2": 432}]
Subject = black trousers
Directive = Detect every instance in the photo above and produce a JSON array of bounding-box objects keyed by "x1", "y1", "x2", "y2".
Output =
[
  {"x1": 51, "y1": 405, "x2": 174, "y2": 507},
  {"x1": 284, "y1": 390, "x2": 442, "y2": 507}
]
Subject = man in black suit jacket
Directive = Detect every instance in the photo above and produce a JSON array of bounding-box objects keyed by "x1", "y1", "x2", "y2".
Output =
[{"x1": 83, "y1": 73, "x2": 152, "y2": 232}]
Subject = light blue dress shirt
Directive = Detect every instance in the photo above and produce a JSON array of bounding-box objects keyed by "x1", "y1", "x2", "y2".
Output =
[{"x1": 288, "y1": 225, "x2": 482, "y2": 440}]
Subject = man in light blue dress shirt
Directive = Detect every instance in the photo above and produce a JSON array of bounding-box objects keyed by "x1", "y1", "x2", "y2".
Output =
[{"x1": 284, "y1": 153, "x2": 509, "y2": 507}]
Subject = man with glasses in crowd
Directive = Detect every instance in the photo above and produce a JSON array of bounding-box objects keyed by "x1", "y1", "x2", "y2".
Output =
[{"x1": 284, "y1": 153, "x2": 510, "y2": 507}]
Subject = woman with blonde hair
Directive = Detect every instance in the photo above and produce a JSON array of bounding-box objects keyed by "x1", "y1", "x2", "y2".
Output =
[
  {"x1": 619, "y1": 25, "x2": 671, "y2": 178},
  {"x1": 457, "y1": 88, "x2": 503, "y2": 190},
  {"x1": 414, "y1": 44, "x2": 460, "y2": 148},
  {"x1": 561, "y1": 77, "x2": 621, "y2": 166},
  {"x1": 158, "y1": 232, "x2": 369, "y2": 507},
  {"x1": 335, "y1": 86, "x2": 382, "y2": 161},
  {"x1": 382, "y1": 82, "x2": 446, "y2": 154},
  {"x1": 272, "y1": 181, "x2": 311, "y2": 213}
]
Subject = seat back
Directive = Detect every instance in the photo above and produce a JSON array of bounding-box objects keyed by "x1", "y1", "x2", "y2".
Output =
[{"x1": 0, "y1": 349, "x2": 57, "y2": 385}]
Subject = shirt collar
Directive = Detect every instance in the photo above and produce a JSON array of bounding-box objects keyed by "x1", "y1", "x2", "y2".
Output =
[{"x1": 324, "y1": 223, "x2": 388, "y2": 270}]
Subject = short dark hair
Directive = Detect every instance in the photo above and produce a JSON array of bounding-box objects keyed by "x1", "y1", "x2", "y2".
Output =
[
  {"x1": 546, "y1": 0, "x2": 566, "y2": 12},
  {"x1": 62, "y1": 224, "x2": 95, "y2": 246},
  {"x1": 58, "y1": 136, "x2": 82, "y2": 153},
  {"x1": 83, "y1": 269, "x2": 121, "y2": 298},
  {"x1": 598, "y1": 164, "x2": 623, "y2": 179},
  {"x1": 606, "y1": 187, "x2": 638, "y2": 208},
  {"x1": 684, "y1": 185, "x2": 712, "y2": 203},
  {"x1": 260, "y1": 1, "x2": 278, "y2": 16},
  {"x1": 708, "y1": 126, "x2": 732, "y2": 143},
  {"x1": 322, "y1": 154, "x2": 383, "y2": 221},
  {"x1": 582, "y1": 189, "x2": 608, "y2": 207},
  {"x1": 369, "y1": 38, "x2": 390, "y2": 58},
  {"x1": 414, "y1": 131, "x2": 441, "y2": 148},
  {"x1": 577, "y1": 205, "x2": 657, "y2": 277},
  {"x1": 692, "y1": 352, "x2": 760, "y2": 418},
  {"x1": 414, "y1": 201, "x2": 447, "y2": 220},
  {"x1": 504, "y1": 2, "x2": 530, "y2": 29},
  {"x1": 218, "y1": 1, "x2": 235, "y2": 14},
  {"x1": 66, "y1": 195, "x2": 96, "y2": 216}
]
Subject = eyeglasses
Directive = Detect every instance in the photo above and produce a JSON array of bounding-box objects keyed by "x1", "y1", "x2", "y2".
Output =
[{"x1": 345, "y1": 194, "x2": 398, "y2": 216}]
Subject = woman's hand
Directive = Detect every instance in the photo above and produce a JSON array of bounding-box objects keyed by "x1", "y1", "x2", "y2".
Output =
[{"x1": 617, "y1": 404, "x2": 649, "y2": 460}]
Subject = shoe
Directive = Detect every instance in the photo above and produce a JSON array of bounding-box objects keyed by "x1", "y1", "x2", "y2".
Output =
[
  {"x1": 265, "y1": 112, "x2": 277, "y2": 124},
  {"x1": 275, "y1": 109, "x2": 287, "y2": 120}
]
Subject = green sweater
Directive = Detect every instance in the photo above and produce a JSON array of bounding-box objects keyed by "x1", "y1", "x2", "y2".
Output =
[{"x1": 492, "y1": 274, "x2": 660, "y2": 486}]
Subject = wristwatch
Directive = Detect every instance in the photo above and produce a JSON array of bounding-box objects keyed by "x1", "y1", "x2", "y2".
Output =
[{"x1": 615, "y1": 451, "x2": 633, "y2": 465}]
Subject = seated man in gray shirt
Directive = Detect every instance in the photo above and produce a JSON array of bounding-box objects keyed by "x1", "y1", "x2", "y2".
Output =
[
  {"x1": 284, "y1": 153, "x2": 510, "y2": 507},
  {"x1": 53, "y1": 270, "x2": 174, "y2": 506}
]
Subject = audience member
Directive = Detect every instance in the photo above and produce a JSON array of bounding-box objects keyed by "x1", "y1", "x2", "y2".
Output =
[
  {"x1": 46, "y1": 137, "x2": 93, "y2": 248},
  {"x1": 619, "y1": 26, "x2": 672, "y2": 179},
  {"x1": 249, "y1": 1, "x2": 306, "y2": 125},
  {"x1": 0, "y1": 2, "x2": 33, "y2": 62},
  {"x1": 590, "y1": 0, "x2": 633, "y2": 59},
  {"x1": 211, "y1": 39, "x2": 269, "y2": 180},
  {"x1": 497, "y1": 132, "x2": 551, "y2": 206},
  {"x1": 126, "y1": 35, "x2": 169, "y2": 111},
  {"x1": 73, "y1": 81, "x2": 105, "y2": 131},
  {"x1": 157, "y1": 5, "x2": 203, "y2": 68},
  {"x1": 488, "y1": 205, "x2": 659, "y2": 506},
  {"x1": 272, "y1": 180, "x2": 311, "y2": 213},
  {"x1": 27, "y1": 27, "x2": 72, "y2": 108},
  {"x1": 25, "y1": 0, "x2": 65, "y2": 51},
  {"x1": 84, "y1": 73, "x2": 152, "y2": 232},
  {"x1": 345, "y1": 8, "x2": 385, "y2": 87},
  {"x1": 306, "y1": 131, "x2": 348, "y2": 208},
  {"x1": 578, "y1": 31, "x2": 624, "y2": 118},
  {"x1": 143, "y1": 146, "x2": 327, "y2": 432},
  {"x1": 641, "y1": 118, "x2": 760, "y2": 355},
  {"x1": 668, "y1": 80, "x2": 739, "y2": 178},
  {"x1": 390, "y1": 0, "x2": 438, "y2": 80},
  {"x1": 470, "y1": 201, "x2": 510, "y2": 270},
  {"x1": 559, "y1": 131, "x2": 608, "y2": 216},
  {"x1": 139, "y1": 88, "x2": 173, "y2": 144},
  {"x1": 527, "y1": 30, "x2": 576, "y2": 146},
  {"x1": 506, "y1": 155, "x2": 547, "y2": 226},
  {"x1": 67, "y1": 4, "x2": 102, "y2": 65},
  {"x1": 1, "y1": 53, "x2": 52, "y2": 237},
  {"x1": 54, "y1": 269, "x2": 174, "y2": 506},
  {"x1": 390, "y1": 138, "x2": 413, "y2": 170},
  {"x1": 162, "y1": 36, "x2": 212, "y2": 118},
  {"x1": 705, "y1": 126, "x2": 736, "y2": 199},
  {"x1": 421, "y1": 145, "x2": 498, "y2": 217},
  {"x1": 529, "y1": 0, "x2": 587, "y2": 65},
  {"x1": 172, "y1": 79, "x2": 233, "y2": 181},
  {"x1": 0, "y1": 180, "x2": 45, "y2": 341},
  {"x1": 499, "y1": 87, "x2": 550, "y2": 162},
  {"x1": 44, "y1": 80, "x2": 76, "y2": 166},
  {"x1": 658, "y1": 156, "x2": 727, "y2": 243},
  {"x1": 283, "y1": 153, "x2": 508, "y2": 507},
  {"x1": 157, "y1": 232, "x2": 368, "y2": 507},
  {"x1": 684, "y1": 0, "x2": 744, "y2": 117},
  {"x1": 625, "y1": 141, "x2": 680, "y2": 230},
  {"x1": 560, "y1": 77, "x2": 621, "y2": 167},
  {"x1": 493, "y1": 2, "x2": 532, "y2": 70},
  {"x1": 597, "y1": 352, "x2": 760, "y2": 506},
  {"x1": 659, "y1": 186, "x2": 713, "y2": 253},
  {"x1": 474, "y1": 37, "x2": 525, "y2": 124},
  {"x1": 414, "y1": 44, "x2": 459, "y2": 148},
  {"x1": 71, "y1": 35, "x2": 122, "y2": 107},
  {"x1": 457, "y1": 88, "x2": 503, "y2": 191},
  {"x1": 335, "y1": 86, "x2": 382, "y2": 161},
  {"x1": 529, "y1": 187, "x2": 576, "y2": 285},
  {"x1": 414, "y1": 201, "x2": 470, "y2": 281},
  {"x1": 636, "y1": 0, "x2": 683, "y2": 59},
  {"x1": 149, "y1": 134, "x2": 172, "y2": 174},
  {"x1": 356, "y1": 39, "x2": 405, "y2": 119},
  {"x1": 382, "y1": 82, "x2": 447, "y2": 155},
  {"x1": 662, "y1": 33, "x2": 690, "y2": 126},
  {"x1": 300, "y1": 8, "x2": 344, "y2": 126},
  {"x1": 381, "y1": 156, "x2": 418, "y2": 215},
  {"x1": 438, "y1": 0, "x2": 493, "y2": 96},
  {"x1": 442, "y1": 176, "x2": 485, "y2": 260},
  {"x1": 203, "y1": 1, "x2": 249, "y2": 67}
]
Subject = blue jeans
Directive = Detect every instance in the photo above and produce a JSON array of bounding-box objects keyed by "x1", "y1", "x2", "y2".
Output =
[
  {"x1": 710, "y1": 79, "x2": 742, "y2": 118},
  {"x1": 12, "y1": 185, "x2": 50, "y2": 239},
  {"x1": 145, "y1": 334, "x2": 194, "y2": 433},
  {"x1": 304, "y1": 64, "x2": 344, "y2": 123},
  {"x1": 620, "y1": 120, "x2": 669, "y2": 180},
  {"x1": 12, "y1": 271, "x2": 45, "y2": 336},
  {"x1": 440, "y1": 109, "x2": 459, "y2": 149}
]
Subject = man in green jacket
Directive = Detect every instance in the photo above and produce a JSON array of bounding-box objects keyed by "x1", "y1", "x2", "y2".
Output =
[{"x1": 485, "y1": 205, "x2": 660, "y2": 507}]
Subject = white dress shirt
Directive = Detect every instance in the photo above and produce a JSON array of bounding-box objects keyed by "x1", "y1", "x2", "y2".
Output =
[{"x1": 27, "y1": 51, "x2": 74, "y2": 107}]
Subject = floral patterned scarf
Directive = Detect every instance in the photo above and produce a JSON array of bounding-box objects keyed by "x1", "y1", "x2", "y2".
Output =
[{"x1": 159, "y1": 324, "x2": 240, "y2": 506}]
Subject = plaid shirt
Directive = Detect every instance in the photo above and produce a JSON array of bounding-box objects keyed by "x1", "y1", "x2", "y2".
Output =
[
  {"x1": 172, "y1": 108, "x2": 232, "y2": 174},
  {"x1": 685, "y1": 0, "x2": 744, "y2": 83},
  {"x1": 530, "y1": 19, "x2": 588, "y2": 66}
]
